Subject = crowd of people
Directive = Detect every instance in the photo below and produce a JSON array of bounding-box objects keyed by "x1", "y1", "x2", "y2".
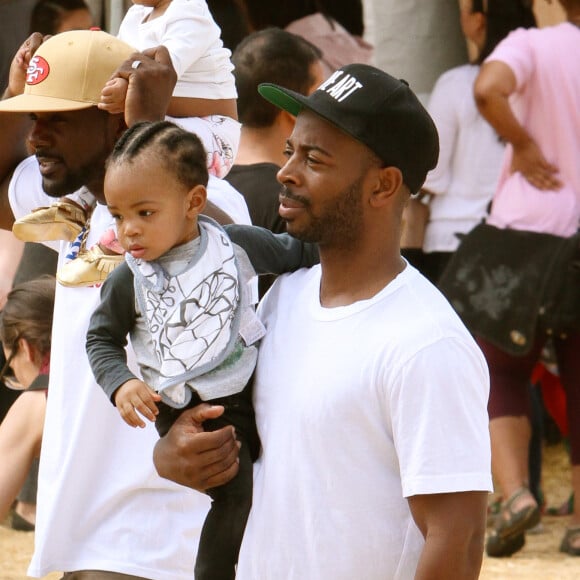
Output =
[{"x1": 0, "y1": 0, "x2": 578, "y2": 578}]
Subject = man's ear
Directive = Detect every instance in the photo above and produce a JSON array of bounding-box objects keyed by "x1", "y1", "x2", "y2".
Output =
[
  {"x1": 279, "y1": 110, "x2": 296, "y2": 133},
  {"x1": 186, "y1": 184, "x2": 207, "y2": 217},
  {"x1": 369, "y1": 166, "x2": 404, "y2": 207}
]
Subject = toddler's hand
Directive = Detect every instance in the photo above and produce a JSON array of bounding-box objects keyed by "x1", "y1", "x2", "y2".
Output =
[
  {"x1": 99, "y1": 77, "x2": 129, "y2": 115},
  {"x1": 114, "y1": 378, "x2": 161, "y2": 428}
]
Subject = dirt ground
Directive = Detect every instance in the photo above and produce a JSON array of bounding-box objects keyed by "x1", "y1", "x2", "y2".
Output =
[{"x1": 0, "y1": 441, "x2": 577, "y2": 579}]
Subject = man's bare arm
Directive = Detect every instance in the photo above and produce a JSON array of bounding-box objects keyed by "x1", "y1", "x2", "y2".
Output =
[
  {"x1": 0, "y1": 34, "x2": 46, "y2": 229},
  {"x1": 116, "y1": 46, "x2": 177, "y2": 127},
  {"x1": 474, "y1": 60, "x2": 561, "y2": 191},
  {"x1": 153, "y1": 404, "x2": 240, "y2": 491},
  {"x1": 408, "y1": 491, "x2": 488, "y2": 579}
]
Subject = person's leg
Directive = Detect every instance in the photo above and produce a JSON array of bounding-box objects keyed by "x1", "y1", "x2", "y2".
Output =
[
  {"x1": 195, "y1": 388, "x2": 259, "y2": 580},
  {"x1": 479, "y1": 336, "x2": 546, "y2": 556},
  {"x1": 490, "y1": 416, "x2": 534, "y2": 501},
  {"x1": 154, "y1": 400, "x2": 188, "y2": 439},
  {"x1": 195, "y1": 438, "x2": 253, "y2": 580},
  {"x1": 528, "y1": 383, "x2": 544, "y2": 507},
  {"x1": 553, "y1": 333, "x2": 580, "y2": 553},
  {"x1": 482, "y1": 336, "x2": 544, "y2": 503},
  {"x1": 185, "y1": 115, "x2": 241, "y2": 179},
  {"x1": 12, "y1": 457, "x2": 39, "y2": 529}
]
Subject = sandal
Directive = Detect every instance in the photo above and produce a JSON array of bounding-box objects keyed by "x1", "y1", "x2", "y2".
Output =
[
  {"x1": 560, "y1": 525, "x2": 580, "y2": 556},
  {"x1": 485, "y1": 487, "x2": 539, "y2": 558},
  {"x1": 547, "y1": 492, "x2": 574, "y2": 516},
  {"x1": 11, "y1": 510, "x2": 35, "y2": 532},
  {"x1": 486, "y1": 531, "x2": 525, "y2": 557}
]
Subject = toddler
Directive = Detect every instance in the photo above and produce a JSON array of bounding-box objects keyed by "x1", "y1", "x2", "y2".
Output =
[{"x1": 86, "y1": 121, "x2": 260, "y2": 580}]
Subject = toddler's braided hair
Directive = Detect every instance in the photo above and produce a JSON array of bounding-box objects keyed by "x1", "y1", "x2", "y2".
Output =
[{"x1": 109, "y1": 121, "x2": 209, "y2": 190}]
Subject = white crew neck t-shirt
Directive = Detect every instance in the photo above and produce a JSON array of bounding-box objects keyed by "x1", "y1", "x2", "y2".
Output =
[
  {"x1": 237, "y1": 264, "x2": 492, "y2": 579},
  {"x1": 9, "y1": 154, "x2": 250, "y2": 578}
]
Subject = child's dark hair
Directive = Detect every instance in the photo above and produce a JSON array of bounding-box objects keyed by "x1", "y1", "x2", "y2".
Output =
[
  {"x1": 29, "y1": 0, "x2": 90, "y2": 36},
  {"x1": 108, "y1": 121, "x2": 209, "y2": 190},
  {"x1": 472, "y1": 0, "x2": 536, "y2": 64},
  {"x1": 0, "y1": 276, "x2": 56, "y2": 358}
]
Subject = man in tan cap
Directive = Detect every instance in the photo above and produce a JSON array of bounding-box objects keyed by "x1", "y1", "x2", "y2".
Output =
[{"x1": 0, "y1": 29, "x2": 241, "y2": 579}]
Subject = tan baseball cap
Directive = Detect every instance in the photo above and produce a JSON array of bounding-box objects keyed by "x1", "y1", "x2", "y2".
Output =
[{"x1": 0, "y1": 29, "x2": 135, "y2": 113}]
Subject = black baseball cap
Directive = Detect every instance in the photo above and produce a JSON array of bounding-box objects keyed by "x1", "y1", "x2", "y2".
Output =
[{"x1": 258, "y1": 63, "x2": 439, "y2": 193}]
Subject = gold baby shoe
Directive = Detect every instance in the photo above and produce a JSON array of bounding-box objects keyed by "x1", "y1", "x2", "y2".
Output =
[
  {"x1": 57, "y1": 246, "x2": 123, "y2": 287},
  {"x1": 13, "y1": 199, "x2": 88, "y2": 242}
]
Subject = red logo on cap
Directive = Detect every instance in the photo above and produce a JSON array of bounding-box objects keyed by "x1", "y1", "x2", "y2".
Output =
[{"x1": 26, "y1": 56, "x2": 50, "y2": 85}]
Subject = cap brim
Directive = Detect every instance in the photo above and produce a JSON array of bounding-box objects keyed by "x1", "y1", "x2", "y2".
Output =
[
  {"x1": 0, "y1": 93, "x2": 94, "y2": 113},
  {"x1": 258, "y1": 84, "x2": 310, "y2": 117}
]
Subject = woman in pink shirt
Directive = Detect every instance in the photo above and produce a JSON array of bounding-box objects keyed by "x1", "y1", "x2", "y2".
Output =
[{"x1": 474, "y1": 0, "x2": 580, "y2": 558}]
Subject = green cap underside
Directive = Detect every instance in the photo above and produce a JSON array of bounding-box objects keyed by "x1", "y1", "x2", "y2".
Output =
[{"x1": 258, "y1": 84, "x2": 304, "y2": 116}]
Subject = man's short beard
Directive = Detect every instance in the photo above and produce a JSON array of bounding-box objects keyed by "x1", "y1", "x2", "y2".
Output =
[
  {"x1": 41, "y1": 160, "x2": 105, "y2": 199},
  {"x1": 290, "y1": 175, "x2": 365, "y2": 248}
]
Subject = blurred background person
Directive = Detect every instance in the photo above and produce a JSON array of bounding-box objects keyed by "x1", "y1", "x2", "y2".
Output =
[
  {"x1": 0, "y1": 277, "x2": 55, "y2": 530},
  {"x1": 207, "y1": 0, "x2": 251, "y2": 51},
  {"x1": 474, "y1": 0, "x2": 580, "y2": 557},
  {"x1": 240, "y1": 0, "x2": 373, "y2": 77},
  {"x1": 418, "y1": 0, "x2": 536, "y2": 284},
  {"x1": 225, "y1": 27, "x2": 324, "y2": 296}
]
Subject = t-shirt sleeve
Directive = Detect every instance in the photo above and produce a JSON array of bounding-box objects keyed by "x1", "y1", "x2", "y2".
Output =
[
  {"x1": 389, "y1": 336, "x2": 492, "y2": 497},
  {"x1": 485, "y1": 28, "x2": 534, "y2": 92},
  {"x1": 8, "y1": 157, "x2": 62, "y2": 252},
  {"x1": 86, "y1": 262, "x2": 139, "y2": 402},
  {"x1": 8, "y1": 156, "x2": 53, "y2": 218}
]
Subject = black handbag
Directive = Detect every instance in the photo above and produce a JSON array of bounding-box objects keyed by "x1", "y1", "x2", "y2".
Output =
[{"x1": 438, "y1": 222, "x2": 580, "y2": 356}]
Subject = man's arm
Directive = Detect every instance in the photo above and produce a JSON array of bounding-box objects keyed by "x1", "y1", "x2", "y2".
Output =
[
  {"x1": 0, "y1": 34, "x2": 44, "y2": 230},
  {"x1": 474, "y1": 60, "x2": 561, "y2": 191},
  {"x1": 116, "y1": 45, "x2": 177, "y2": 127},
  {"x1": 153, "y1": 404, "x2": 241, "y2": 490},
  {"x1": 408, "y1": 491, "x2": 488, "y2": 580}
]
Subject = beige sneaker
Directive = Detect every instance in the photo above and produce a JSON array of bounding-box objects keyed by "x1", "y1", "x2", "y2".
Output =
[
  {"x1": 57, "y1": 245, "x2": 123, "y2": 287},
  {"x1": 12, "y1": 199, "x2": 88, "y2": 242}
]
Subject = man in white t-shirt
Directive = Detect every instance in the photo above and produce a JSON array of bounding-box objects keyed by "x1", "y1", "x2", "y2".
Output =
[
  {"x1": 0, "y1": 30, "x2": 248, "y2": 579},
  {"x1": 155, "y1": 64, "x2": 493, "y2": 579}
]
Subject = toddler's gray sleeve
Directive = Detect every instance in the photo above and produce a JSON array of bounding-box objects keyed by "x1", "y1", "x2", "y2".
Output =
[
  {"x1": 224, "y1": 224, "x2": 319, "y2": 275},
  {"x1": 86, "y1": 262, "x2": 139, "y2": 403}
]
